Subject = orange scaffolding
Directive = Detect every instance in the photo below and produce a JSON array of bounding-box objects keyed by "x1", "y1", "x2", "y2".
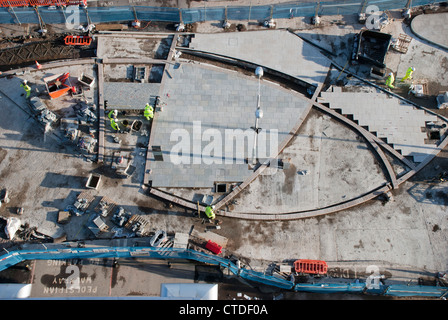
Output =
[
  {"x1": 0, "y1": 0, "x2": 86, "y2": 7},
  {"x1": 294, "y1": 259, "x2": 328, "y2": 275}
]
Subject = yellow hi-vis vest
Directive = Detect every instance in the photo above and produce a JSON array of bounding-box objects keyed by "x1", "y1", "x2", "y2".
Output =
[
  {"x1": 205, "y1": 206, "x2": 215, "y2": 219},
  {"x1": 144, "y1": 104, "x2": 154, "y2": 119}
]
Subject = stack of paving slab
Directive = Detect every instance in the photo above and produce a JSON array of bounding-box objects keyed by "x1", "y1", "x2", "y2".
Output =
[
  {"x1": 320, "y1": 91, "x2": 439, "y2": 163},
  {"x1": 103, "y1": 82, "x2": 161, "y2": 109}
]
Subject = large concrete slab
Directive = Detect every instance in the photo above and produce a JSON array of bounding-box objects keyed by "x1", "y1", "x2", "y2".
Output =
[
  {"x1": 96, "y1": 36, "x2": 172, "y2": 60},
  {"x1": 411, "y1": 12, "x2": 448, "y2": 50},
  {"x1": 148, "y1": 63, "x2": 310, "y2": 188},
  {"x1": 229, "y1": 109, "x2": 388, "y2": 213},
  {"x1": 188, "y1": 30, "x2": 331, "y2": 86}
]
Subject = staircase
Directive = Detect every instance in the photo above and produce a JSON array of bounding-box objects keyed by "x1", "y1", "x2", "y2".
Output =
[{"x1": 319, "y1": 90, "x2": 439, "y2": 163}]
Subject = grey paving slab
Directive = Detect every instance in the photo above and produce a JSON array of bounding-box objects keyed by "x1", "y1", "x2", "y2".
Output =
[
  {"x1": 148, "y1": 63, "x2": 310, "y2": 188},
  {"x1": 103, "y1": 82, "x2": 161, "y2": 109},
  {"x1": 189, "y1": 30, "x2": 331, "y2": 87}
]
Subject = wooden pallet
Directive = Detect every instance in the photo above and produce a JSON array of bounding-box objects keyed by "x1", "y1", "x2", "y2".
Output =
[
  {"x1": 124, "y1": 214, "x2": 150, "y2": 230},
  {"x1": 94, "y1": 196, "x2": 117, "y2": 217},
  {"x1": 77, "y1": 191, "x2": 95, "y2": 205},
  {"x1": 392, "y1": 34, "x2": 412, "y2": 54}
]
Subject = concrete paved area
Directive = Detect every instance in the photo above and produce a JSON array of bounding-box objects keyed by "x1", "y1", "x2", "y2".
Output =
[
  {"x1": 411, "y1": 12, "x2": 448, "y2": 50},
  {"x1": 148, "y1": 62, "x2": 310, "y2": 188},
  {"x1": 96, "y1": 35, "x2": 172, "y2": 60},
  {"x1": 228, "y1": 109, "x2": 388, "y2": 213},
  {"x1": 220, "y1": 177, "x2": 448, "y2": 273},
  {"x1": 188, "y1": 30, "x2": 332, "y2": 87}
]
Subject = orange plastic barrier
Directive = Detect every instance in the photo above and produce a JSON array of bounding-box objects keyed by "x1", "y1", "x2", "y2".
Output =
[
  {"x1": 0, "y1": 0, "x2": 28, "y2": 7},
  {"x1": 0, "y1": 0, "x2": 86, "y2": 7},
  {"x1": 294, "y1": 259, "x2": 328, "y2": 275},
  {"x1": 64, "y1": 35, "x2": 92, "y2": 46},
  {"x1": 205, "y1": 240, "x2": 222, "y2": 255}
]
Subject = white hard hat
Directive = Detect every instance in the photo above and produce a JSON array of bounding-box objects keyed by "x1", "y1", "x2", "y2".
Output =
[
  {"x1": 388, "y1": 73, "x2": 393, "y2": 76},
  {"x1": 23, "y1": 80, "x2": 27, "y2": 84},
  {"x1": 211, "y1": 205, "x2": 215, "y2": 209},
  {"x1": 411, "y1": 67, "x2": 415, "y2": 71}
]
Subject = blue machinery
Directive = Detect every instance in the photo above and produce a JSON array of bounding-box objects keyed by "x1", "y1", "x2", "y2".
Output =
[
  {"x1": 0, "y1": 245, "x2": 447, "y2": 298},
  {"x1": 0, "y1": 0, "x2": 445, "y2": 25}
]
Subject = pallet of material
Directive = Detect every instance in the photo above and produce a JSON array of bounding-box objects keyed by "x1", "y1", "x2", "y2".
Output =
[
  {"x1": 392, "y1": 34, "x2": 412, "y2": 54},
  {"x1": 124, "y1": 214, "x2": 150, "y2": 230},
  {"x1": 77, "y1": 191, "x2": 95, "y2": 205},
  {"x1": 95, "y1": 24, "x2": 129, "y2": 31},
  {"x1": 94, "y1": 196, "x2": 117, "y2": 216}
]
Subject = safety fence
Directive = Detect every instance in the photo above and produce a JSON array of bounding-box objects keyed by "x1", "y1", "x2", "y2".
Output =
[
  {"x1": 0, "y1": 0, "x2": 445, "y2": 25},
  {"x1": 0, "y1": 0, "x2": 86, "y2": 8},
  {"x1": 0, "y1": 245, "x2": 447, "y2": 298}
]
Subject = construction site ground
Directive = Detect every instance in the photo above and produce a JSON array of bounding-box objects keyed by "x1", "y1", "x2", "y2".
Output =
[{"x1": 0, "y1": 5, "x2": 447, "y2": 300}]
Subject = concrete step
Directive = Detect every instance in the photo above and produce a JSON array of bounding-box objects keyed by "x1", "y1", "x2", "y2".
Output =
[{"x1": 321, "y1": 91, "x2": 439, "y2": 163}]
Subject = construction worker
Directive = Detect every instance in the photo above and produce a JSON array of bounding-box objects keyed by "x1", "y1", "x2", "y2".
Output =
[
  {"x1": 20, "y1": 80, "x2": 31, "y2": 98},
  {"x1": 205, "y1": 206, "x2": 216, "y2": 220},
  {"x1": 144, "y1": 103, "x2": 154, "y2": 121},
  {"x1": 385, "y1": 72, "x2": 395, "y2": 89},
  {"x1": 107, "y1": 109, "x2": 118, "y2": 120},
  {"x1": 108, "y1": 109, "x2": 119, "y2": 131},
  {"x1": 401, "y1": 67, "x2": 415, "y2": 82},
  {"x1": 110, "y1": 117, "x2": 119, "y2": 131}
]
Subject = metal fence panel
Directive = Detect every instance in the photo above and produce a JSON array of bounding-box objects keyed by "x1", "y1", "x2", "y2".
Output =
[
  {"x1": 369, "y1": 0, "x2": 409, "y2": 11},
  {"x1": 201, "y1": 7, "x2": 225, "y2": 22},
  {"x1": 385, "y1": 284, "x2": 447, "y2": 297},
  {"x1": 320, "y1": 0, "x2": 365, "y2": 16},
  {"x1": 273, "y1": 3, "x2": 317, "y2": 19},
  {"x1": 181, "y1": 8, "x2": 203, "y2": 24},
  {"x1": 39, "y1": 7, "x2": 72, "y2": 24},
  {"x1": 0, "y1": 7, "x2": 17, "y2": 23},
  {"x1": 245, "y1": 5, "x2": 272, "y2": 20},
  {"x1": 3, "y1": 6, "x2": 39, "y2": 24},
  {"x1": 226, "y1": 6, "x2": 250, "y2": 21},
  {"x1": 294, "y1": 282, "x2": 367, "y2": 293},
  {"x1": 87, "y1": 7, "x2": 134, "y2": 23},
  {"x1": 135, "y1": 6, "x2": 180, "y2": 22}
]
